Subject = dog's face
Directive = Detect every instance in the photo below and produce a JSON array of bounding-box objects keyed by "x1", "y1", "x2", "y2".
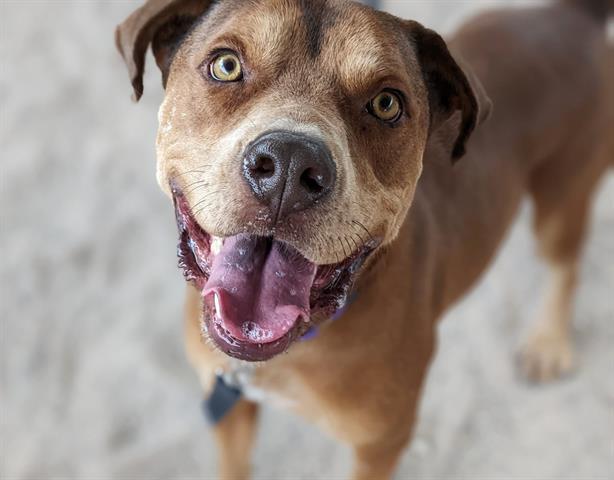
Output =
[{"x1": 116, "y1": 0, "x2": 479, "y2": 361}]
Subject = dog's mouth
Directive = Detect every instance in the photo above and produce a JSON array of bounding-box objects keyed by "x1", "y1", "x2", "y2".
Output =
[{"x1": 173, "y1": 190, "x2": 377, "y2": 362}]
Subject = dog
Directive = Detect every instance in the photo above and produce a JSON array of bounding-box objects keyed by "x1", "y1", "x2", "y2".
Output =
[{"x1": 116, "y1": 0, "x2": 613, "y2": 478}]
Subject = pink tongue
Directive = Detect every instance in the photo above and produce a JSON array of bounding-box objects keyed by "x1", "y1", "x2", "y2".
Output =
[{"x1": 203, "y1": 235, "x2": 316, "y2": 344}]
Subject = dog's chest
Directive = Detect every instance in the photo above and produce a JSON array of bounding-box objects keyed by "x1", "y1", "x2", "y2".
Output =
[{"x1": 222, "y1": 365, "x2": 298, "y2": 410}]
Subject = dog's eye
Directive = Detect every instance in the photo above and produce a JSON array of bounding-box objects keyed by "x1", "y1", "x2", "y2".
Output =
[
  {"x1": 210, "y1": 52, "x2": 243, "y2": 82},
  {"x1": 369, "y1": 91, "x2": 403, "y2": 123}
]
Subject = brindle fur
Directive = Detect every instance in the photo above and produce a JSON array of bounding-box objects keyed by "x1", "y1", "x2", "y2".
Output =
[{"x1": 116, "y1": 0, "x2": 613, "y2": 478}]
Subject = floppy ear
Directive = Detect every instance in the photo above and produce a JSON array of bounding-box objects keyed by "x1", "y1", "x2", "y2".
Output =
[
  {"x1": 115, "y1": 0, "x2": 214, "y2": 101},
  {"x1": 406, "y1": 21, "x2": 482, "y2": 162}
]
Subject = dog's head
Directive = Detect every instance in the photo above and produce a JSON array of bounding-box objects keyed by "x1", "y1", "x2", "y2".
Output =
[{"x1": 116, "y1": 0, "x2": 484, "y2": 361}]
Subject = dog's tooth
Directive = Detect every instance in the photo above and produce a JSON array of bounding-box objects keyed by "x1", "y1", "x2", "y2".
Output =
[
  {"x1": 213, "y1": 292, "x2": 222, "y2": 318},
  {"x1": 211, "y1": 236, "x2": 223, "y2": 256}
]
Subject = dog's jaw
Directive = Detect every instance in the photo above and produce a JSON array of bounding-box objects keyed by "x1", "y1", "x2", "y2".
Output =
[{"x1": 174, "y1": 187, "x2": 379, "y2": 361}]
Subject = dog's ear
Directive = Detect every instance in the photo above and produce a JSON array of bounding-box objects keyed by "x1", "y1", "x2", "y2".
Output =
[
  {"x1": 405, "y1": 21, "x2": 484, "y2": 162},
  {"x1": 115, "y1": 0, "x2": 214, "y2": 101}
]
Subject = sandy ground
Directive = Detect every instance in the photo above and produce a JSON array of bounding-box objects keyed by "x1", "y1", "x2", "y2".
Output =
[{"x1": 1, "y1": 1, "x2": 613, "y2": 479}]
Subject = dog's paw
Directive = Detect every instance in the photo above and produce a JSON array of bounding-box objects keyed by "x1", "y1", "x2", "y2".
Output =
[{"x1": 518, "y1": 327, "x2": 575, "y2": 383}]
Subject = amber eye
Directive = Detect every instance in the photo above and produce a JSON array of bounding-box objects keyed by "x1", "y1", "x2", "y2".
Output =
[
  {"x1": 210, "y1": 52, "x2": 243, "y2": 82},
  {"x1": 369, "y1": 90, "x2": 403, "y2": 123}
]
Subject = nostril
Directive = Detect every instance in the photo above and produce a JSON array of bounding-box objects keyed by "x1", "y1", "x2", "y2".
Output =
[
  {"x1": 242, "y1": 131, "x2": 336, "y2": 215},
  {"x1": 300, "y1": 168, "x2": 325, "y2": 195},
  {"x1": 251, "y1": 155, "x2": 275, "y2": 178}
]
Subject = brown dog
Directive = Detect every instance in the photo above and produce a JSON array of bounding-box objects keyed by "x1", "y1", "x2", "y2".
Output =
[{"x1": 116, "y1": 0, "x2": 613, "y2": 478}]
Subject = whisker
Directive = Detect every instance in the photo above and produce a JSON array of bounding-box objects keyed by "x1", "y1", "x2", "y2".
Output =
[
  {"x1": 349, "y1": 232, "x2": 361, "y2": 252},
  {"x1": 349, "y1": 222, "x2": 366, "y2": 246},
  {"x1": 170, "y1": 167, "x2": 211, "y2": 181},
  {"x1": 343, "y1": 235, "x2": 354, "y2": 256},
  {"x1": 183, "y1": 178, "x2": 234, "y2": 198},
  {"x1": 326, "y1": 236, "x2": 340, "y2": 265},
  {"x1": 192, "y1": 190, "x2": 225, "y2": 214},
  {"x1": 183, "y1": 178, "x2": 208, "y2": 189},
  {"x1": 338, "y1": 236, "x2": 349, "y2": 259},
  {"x1": 185, "y1": 183, "x2": 211, "y2": 197},
  {"x1": 352, "y1": 220, "x2": 375, "y2": 243}
]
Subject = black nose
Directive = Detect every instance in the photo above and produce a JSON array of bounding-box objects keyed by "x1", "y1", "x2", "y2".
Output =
[{"x1": 242, "y1": 130, "x2": 336, "y2": 219}]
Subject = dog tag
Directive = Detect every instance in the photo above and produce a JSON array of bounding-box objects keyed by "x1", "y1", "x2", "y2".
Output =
[{"x1": 202, "y1": 375, "x2": 243, "y2": 425}]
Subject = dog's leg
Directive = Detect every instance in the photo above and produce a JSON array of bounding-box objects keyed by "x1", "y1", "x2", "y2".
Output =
[
  {"x1": 520, "y1": 167, "x2": 602, "y2": 382},
  {"x1": 351, "y1": 437, "x2": 409, "y2": 480},
  {"x1": 346, "y1": 371, "x2": 428, "y2": 479},
  {"x1": 184, "y1": 287, "x2": 260, "y2": 479},
  {"x1": 519, "y1": 256, "x2": 578, "y2": 382},
  {"x1": 214, "y1": 398, "x2": 260, "y2": 480}
]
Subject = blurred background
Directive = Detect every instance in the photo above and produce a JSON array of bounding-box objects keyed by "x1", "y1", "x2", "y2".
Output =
[{"x1": 1, "y1": 1, "x2": 613, "y2": 479}]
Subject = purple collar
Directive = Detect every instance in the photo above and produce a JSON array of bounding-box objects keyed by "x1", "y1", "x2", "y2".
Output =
[{"x1": 301, "y1": 293, "x2": 357, "y2": 341}]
